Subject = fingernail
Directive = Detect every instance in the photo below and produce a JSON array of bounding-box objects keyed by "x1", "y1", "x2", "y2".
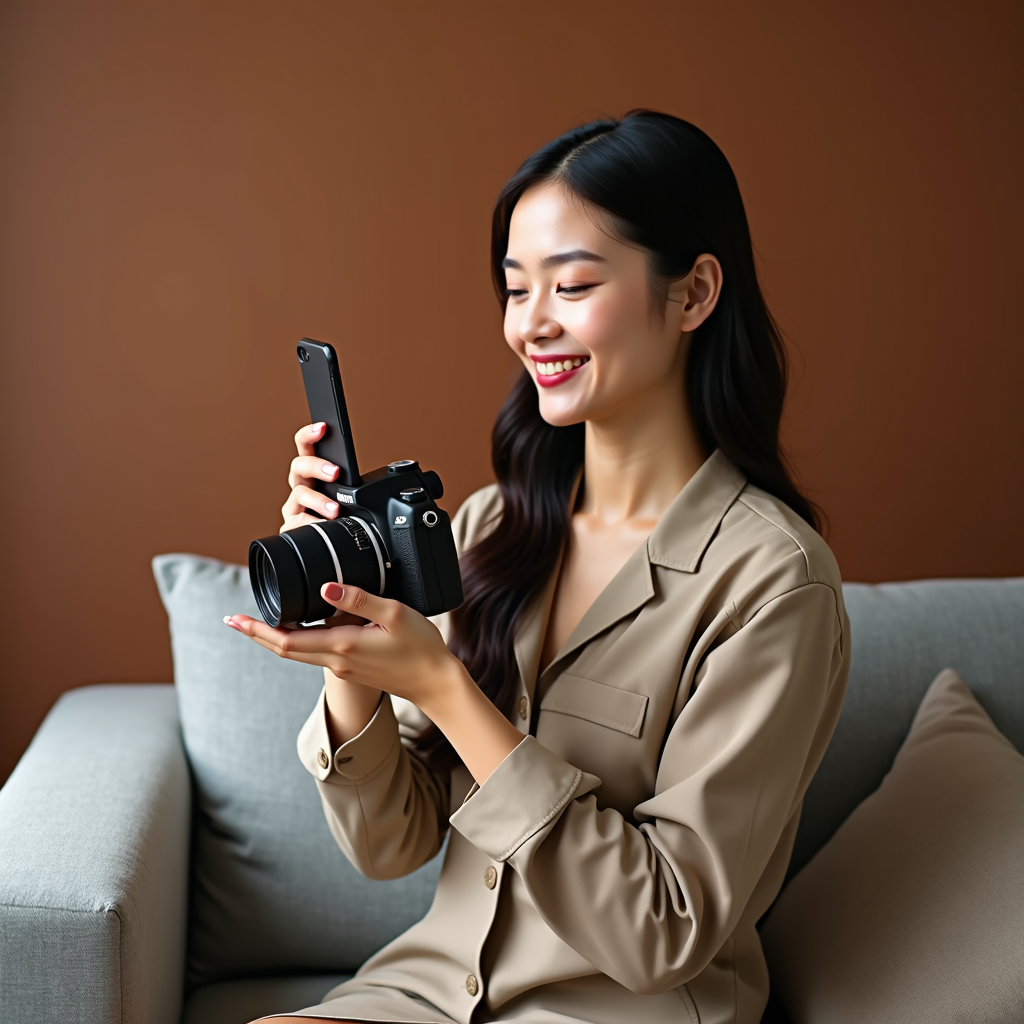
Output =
[
  {"x1": 322, "y1": 464, "x2": 336, "y2": 477},
  {"x1": 324, "y1": 582, "x2": 344, "y2": 601},
  {"x1": 325, "y1": 501, "x2": 338, "y2": 513},
  {"x1": 223, "y1": 616, "x2": 232, "y2": 625},
  {"x1": 310, "y1": 422, "x2": 324, "y2": 434}
]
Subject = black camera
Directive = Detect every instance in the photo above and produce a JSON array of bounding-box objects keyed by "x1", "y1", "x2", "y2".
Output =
[{"x1": 248, "y1": 341, "x2": 463, "y2": 627}]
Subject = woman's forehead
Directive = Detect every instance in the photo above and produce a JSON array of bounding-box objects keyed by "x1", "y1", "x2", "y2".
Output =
[{"x1": 506, "y1": 184, "x2": 633, "y2": 266}]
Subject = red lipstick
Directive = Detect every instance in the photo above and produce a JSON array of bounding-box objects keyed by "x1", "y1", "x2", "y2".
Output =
[{"x1": 530, "y1": 354, "x2": 590, "y2": 388}]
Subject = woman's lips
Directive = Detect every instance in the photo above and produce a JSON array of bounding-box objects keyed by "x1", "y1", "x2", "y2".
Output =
[{"x1": 531, "y1": 354, "x2": 590, "y2": 388}]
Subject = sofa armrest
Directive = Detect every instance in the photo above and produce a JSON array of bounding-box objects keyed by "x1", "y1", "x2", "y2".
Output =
[{"x1": 0, "y1": 684, "x2": 190, "y2": 1024}]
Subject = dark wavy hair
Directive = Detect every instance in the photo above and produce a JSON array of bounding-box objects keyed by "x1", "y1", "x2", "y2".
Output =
[{"x1": 416, "y1": 110, "x2": 818, "y2": 771}]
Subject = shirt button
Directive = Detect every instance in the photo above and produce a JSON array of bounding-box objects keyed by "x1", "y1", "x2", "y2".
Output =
[
  {"x1": 466, "y1": 974, "x2": 478, "y2": 996},
  {"x1": 317, "y1": 748, "x2": 329, "y2": 769},
  {"x1": 518, "y1": 695, "x2": 528, "y2": 719},
  {"x1": 484, "y1": 866, "x2": 497, "y2": 889}
]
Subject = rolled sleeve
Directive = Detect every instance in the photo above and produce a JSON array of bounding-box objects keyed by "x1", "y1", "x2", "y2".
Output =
[
  {"x1": 450, "y1": 737, "x2": 600, "y2": 861},
  {"x1": 296, "y1": 687, "x2": 397, "y2": 783},
  {"x1": 297, "y1": 687, "x2": 450, "y2": 880}
]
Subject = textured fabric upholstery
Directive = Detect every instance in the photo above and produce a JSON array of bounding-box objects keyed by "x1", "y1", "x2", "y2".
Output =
[
  {"x1": 4, "y1": 561, "x2": 1021, "y2": 1024},
  {"x1": 789, "y1": 578, "x2": 1024, "y2": 878},
  {"x1": 181, "y1": 975, "x2": 349, "y2": 1024},
  {"x1": 0, "y1": 685, "x2": 189, "y2": 1024},
  {"x1": 153, "y1": 553, "x2": 444, "y2": 989}
]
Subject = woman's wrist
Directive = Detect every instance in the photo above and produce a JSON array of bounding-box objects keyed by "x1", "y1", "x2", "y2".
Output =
[
  {"x1": 323, "y1": 668, "x2": 383, "y2": 747},
  {"x1": 421, "y1": 659, "x2": 525, "y2": 785}
]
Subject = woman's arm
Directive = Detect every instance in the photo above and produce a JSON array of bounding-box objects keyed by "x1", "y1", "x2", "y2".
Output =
[{"x1": 227, "y1": 580, "x2": 525, "y2": 880}]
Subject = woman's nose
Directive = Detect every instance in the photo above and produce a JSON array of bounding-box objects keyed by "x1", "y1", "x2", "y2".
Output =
[{"x1": 517, "y1": 294, "x2": 562, "y2": 343}]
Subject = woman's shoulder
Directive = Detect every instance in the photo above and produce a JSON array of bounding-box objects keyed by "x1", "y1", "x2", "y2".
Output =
[
  {"x1": 704, "y1": 480, "x2": 846, "y2": 636},
  {"x1": 450, "y1": 483, "x2": 503, "y2": 556},
  {"x1": 730, "y1": 484, "x2": 841, "y2": 593}
]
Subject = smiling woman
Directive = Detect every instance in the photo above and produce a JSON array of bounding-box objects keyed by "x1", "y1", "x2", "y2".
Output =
[{"x1": 232, "y1": 111, "x2": 849, "y2": 1024}]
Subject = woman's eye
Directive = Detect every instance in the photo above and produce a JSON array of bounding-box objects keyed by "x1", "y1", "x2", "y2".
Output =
[
  {"x1": 556, "y1": 283, "x2": 596, "y2": 296},
  {"x1": 505, "y1": 287, "x2": 528, "y2": 299}
]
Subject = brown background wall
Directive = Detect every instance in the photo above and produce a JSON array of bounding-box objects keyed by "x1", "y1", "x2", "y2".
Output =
[{"x1": 1, "y1": 0, "x2": 1022, "y2": 784}]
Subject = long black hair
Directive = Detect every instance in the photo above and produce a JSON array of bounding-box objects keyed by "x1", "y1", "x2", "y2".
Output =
[{"x1": 416, "y1": 111, "x2": 818, "y2": 771}]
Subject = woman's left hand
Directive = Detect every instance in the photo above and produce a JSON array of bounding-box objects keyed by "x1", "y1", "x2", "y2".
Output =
[{"x1": 224, "y1": 582, "x2": 467, "y2": 712}]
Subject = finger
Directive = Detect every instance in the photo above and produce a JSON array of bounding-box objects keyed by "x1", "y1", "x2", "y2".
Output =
[
  {"x1": 248, "y1": 634, "x2": 331, "y2": 667},
  {"x1": 294, "y1": 421, "x2": 326, "y2": 457},
  {"x1": 281, "y1": 485, "x2": 340, "y2": 521},
  {"x1": 320, "y1": 583, "x2": 401, "y2": 630},
  {"x1": 226, "y1": 614, "x2": 363, "y2": 656},
  {"x1": 280, "y1": 512, "x2": 323, "y2": 533},
  {"x1": 289, "y1": 455, "x2": 338, "y2": 489}
]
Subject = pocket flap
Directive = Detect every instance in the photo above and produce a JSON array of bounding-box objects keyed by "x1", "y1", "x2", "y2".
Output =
[{"x1": 540, "y1": 674, "x2": 649, "y2": 738}]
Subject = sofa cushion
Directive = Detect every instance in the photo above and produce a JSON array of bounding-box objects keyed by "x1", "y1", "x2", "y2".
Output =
[
  {"x1": 154, "y1": 554, "x2": 443, "y2": 988},
  {"x1": 182, "y1": 975, "x2": 349, "y2": 1024},
  {"x1": 790, "y1": 578, "x2": 1024, "y2": 876},
  {"x1": 761, "y1": 669, "x2": 1024, "y2": 1023}
]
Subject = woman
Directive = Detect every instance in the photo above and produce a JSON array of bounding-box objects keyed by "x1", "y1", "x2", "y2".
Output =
[{"x1": 226, "y1": 110, "x2": 850, "y2": 1024}]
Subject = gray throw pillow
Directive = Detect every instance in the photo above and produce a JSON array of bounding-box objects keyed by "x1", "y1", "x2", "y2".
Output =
[{"x1": 154, "y1": 554, "x2": 443, "y2": 988}]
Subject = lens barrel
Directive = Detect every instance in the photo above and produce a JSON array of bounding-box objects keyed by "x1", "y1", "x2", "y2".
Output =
[{"x1": 248, "y1": 516, "x2": 385, "y2": 627}]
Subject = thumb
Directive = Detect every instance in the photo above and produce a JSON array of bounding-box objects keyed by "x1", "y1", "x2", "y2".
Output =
[{"x1": 321, "y1": 582, "x2": 395, "y2": 626}]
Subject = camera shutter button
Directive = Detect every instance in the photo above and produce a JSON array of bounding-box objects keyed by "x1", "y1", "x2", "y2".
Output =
[{"x1": 399, "y1": 487, "x2": 427, "y2": 503}]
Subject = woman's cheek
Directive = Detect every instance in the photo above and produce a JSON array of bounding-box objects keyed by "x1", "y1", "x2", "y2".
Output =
[{"x1": 503, "y1": 311, "x2": 524, "y2": 355}]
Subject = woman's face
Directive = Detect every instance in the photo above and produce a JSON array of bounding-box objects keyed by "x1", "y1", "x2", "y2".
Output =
[{"x1": 502, "y1": 183, "x2": 687, "y2": 429}]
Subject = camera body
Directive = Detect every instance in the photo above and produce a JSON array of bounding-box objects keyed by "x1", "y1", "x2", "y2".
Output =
[
  {"x1": 330, "y1": 458, "x2": 463, "y2": 617},
  {"x1": 247, "y1": 341, "x2": 463, "y2": 628}
]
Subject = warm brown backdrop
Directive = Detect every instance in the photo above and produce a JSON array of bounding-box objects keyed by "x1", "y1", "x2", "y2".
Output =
[{"x1": 2, "y1": 1, "x2": 1022, "y2": 783}]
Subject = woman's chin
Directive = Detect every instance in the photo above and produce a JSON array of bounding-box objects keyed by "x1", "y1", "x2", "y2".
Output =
[{"x1": 536, "y1": 395, "x2": 588, "y2": 429}]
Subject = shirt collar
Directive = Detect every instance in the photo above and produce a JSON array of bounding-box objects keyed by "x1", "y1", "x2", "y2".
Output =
[{"x1": 647, "y1": 448, "x2": 747, "y2": 573}]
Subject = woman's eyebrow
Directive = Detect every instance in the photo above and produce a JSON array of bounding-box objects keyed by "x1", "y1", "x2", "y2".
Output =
[{"x1": 502, "y1": 249, "x2": 607, "y2": 271}]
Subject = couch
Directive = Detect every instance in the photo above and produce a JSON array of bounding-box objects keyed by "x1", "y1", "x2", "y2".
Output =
[{"x1": 1, "y1": 555, "x2": 1021, "y2": 1024}]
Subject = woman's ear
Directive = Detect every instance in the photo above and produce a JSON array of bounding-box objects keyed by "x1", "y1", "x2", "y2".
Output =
[{"x1": 667, "y1": 254, "x2": 723, "y2": 333}]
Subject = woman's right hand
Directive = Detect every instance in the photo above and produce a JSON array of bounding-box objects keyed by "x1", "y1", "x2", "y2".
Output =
[{"x1": 280, "y1": 421, "x2": 342, "y2": 533}]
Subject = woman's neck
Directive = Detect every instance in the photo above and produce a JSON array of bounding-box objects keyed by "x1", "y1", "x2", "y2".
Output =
[{"x1": 579, "y1": 372, "x2": 706, "y2": 526}]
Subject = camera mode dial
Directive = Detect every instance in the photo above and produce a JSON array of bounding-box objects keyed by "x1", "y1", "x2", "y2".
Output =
[{"x1": 399, "y1": 487, "x2": 427, "y2": 503}]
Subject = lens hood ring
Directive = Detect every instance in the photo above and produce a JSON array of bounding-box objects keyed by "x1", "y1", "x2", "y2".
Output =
[{"x1": 309, "y1": 522, "x2": 344, "y2": 585}]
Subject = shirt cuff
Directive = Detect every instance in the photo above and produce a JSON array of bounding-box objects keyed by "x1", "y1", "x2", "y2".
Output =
[
  {"x1": 449, "y1": 736, "x2": 599, "y2": 862},
  {"x1": 296, "y1": 687, "x2": 398, "y2": 784}
]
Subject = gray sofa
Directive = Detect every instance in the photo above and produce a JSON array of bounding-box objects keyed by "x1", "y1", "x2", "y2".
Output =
[{"x1": 1, "y1": 554, "x2": 1021, "y2": 1024}]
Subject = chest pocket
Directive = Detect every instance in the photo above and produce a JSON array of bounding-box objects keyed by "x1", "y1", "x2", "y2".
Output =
[{"x1": 539, "y1": 673, "x2": 649, "y2": 738}]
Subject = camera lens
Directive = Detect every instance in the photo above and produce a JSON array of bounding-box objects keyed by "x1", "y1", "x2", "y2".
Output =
[
  {"x1": 248, "y1": 534, "x2": 306, "y2": 627},
  {"x1": 248, "y1": 516, "x2": 386, "y2": 627}
]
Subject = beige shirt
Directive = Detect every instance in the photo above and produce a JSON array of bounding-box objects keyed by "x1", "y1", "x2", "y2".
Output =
[{"x1": 297, "y1": 450, "x2": 850, "y2": 1024}]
